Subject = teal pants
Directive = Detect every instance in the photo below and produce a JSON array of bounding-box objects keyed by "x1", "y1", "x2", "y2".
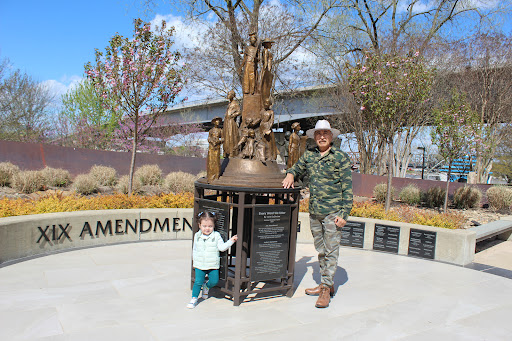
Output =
[{"x1": 192, "y1": 268, "x2": 219, "y2": 298}]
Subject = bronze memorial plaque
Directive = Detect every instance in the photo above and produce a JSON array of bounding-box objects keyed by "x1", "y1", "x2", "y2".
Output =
[
  {"x1": 340, "y1": 221, "x2": 365, "y2": 248},
  {"x1": 197, "y1": 199, "x2": 231, "y2": 280},
  {"x1": 250, "y1": 205, "x2": 291, "y2": 282},
  {"x1": 373, "y1": 224, "x2": 400, "y2": 254}
]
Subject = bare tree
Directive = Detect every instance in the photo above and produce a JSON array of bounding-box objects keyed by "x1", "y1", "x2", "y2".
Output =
[
  {"x1": 309, "y1": 0, "x2": 507, "y2": 175},
  {"x1": 146, "y1": 0, "x2": 341, "y2": 97},
  {"x1": 435, "y1": 33, "x2": 512, "y2": 183},
  {"x1": 0, "y1": 60, "x2": 54, "y2": 142}
]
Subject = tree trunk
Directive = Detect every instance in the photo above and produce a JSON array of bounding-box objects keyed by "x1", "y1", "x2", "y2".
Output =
[
  {"x1": 385, "y1": 140, "x2": 394, "y2": 212},
  {"x1": 444, "y1": 162, "x2": 452, "y2": 212},
  {"x1": 128, "y1": 113, "x2": 139, "y2": 195}
]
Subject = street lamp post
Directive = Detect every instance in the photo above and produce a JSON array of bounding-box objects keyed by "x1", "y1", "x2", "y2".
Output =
[{"x1": 418, "y1": 147, "x2": 426, "y2": 180}]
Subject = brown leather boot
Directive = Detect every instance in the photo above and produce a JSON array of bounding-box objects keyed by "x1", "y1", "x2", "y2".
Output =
[
  {"x1": 315, "y1": 284, "x2": 332, "y2": 308},
  {"x1": 305, "y1": 284, "x2": 334, "y2": 296}
]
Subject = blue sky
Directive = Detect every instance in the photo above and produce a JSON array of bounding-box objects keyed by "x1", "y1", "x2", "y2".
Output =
[
  {"x1": 0, "y1": 0, "x2": 179, "y2": 96},
  {"x1": 1, "y1": 0, "x2": 510, "y2": 103}
]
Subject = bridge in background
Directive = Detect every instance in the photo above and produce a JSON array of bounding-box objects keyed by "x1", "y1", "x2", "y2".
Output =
[{"x1": 159, "y1": 85, "x2": 343, "y2": 132}]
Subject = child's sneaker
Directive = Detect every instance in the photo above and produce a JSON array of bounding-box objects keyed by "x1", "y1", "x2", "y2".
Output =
[
  {"x1": 202, "y1": 285, "x2": 209, "y2": 299},
  {"x1": 186, "y1": 297, "x2": 198, "y2": 309}
]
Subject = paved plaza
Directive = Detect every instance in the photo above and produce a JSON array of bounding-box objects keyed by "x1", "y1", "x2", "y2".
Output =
[{"x1": 1, "y1": 240, "x2": 512, "y2": 340}]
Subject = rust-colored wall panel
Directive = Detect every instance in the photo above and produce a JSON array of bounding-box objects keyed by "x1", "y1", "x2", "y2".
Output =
[
  {"x1": 0, "y1": 140, "x2": 206, "y2": 177},
  {"x1": 352, "y1": 172, "x2": 492, "y2": 203}
]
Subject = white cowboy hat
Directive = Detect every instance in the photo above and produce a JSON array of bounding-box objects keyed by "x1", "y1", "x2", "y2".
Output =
[{"x1": 306, "y1": 120, "x2": 340, "y2": 139}]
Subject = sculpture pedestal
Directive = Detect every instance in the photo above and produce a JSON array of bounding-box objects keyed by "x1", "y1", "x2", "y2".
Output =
[
  {"x1": 200, "y1": 158, "x2": 285, "y2": 188},
  {"x1": 192, "y1": 181, "x2": 301, "y2": 306}
]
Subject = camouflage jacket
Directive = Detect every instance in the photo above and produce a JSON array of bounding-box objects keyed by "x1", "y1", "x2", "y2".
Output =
[{"x1": 287, "y1": 146, "x2": 353, "y2": 220}]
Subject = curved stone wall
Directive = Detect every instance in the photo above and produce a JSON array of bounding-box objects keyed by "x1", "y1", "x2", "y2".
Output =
[
  {"x1": 0, "y1": 210, "x2": 476, "y2": 266},
  {"x1": 0, "y1": 209, "x2": 195, "y2": 266}
]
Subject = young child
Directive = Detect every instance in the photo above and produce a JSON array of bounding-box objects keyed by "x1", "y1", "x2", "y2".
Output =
[{"x1": 187, "y1": 211, "x2": 238, "y2": 309}]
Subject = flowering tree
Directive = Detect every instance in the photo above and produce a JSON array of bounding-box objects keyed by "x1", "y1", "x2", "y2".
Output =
[
  {"x1": 348, "y1": 52, "x2": 434, "y2": 211},
  {"x1": 85, "y1": 18, "x2": 185, "y2": 193},
  {"x1": 431, "y1": 89, "x2": 477, "y2": 212}
]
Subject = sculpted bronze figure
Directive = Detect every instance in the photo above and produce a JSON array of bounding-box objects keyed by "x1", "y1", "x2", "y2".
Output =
[
  {"x1": 223, "y1": 90, "x2": 241, "y2": 157},
  {"x1": 241, "y1": 32, "x2": 259, "y2": 95},
  {"x1": 235, "y1": 129, "x2": 256, "y2": 159},
  {"x1": 287, "y1": 122, "x2": 301, "y2": 169},
  {"x1": 260, "y1": 39, "x2": 274, "y2": 103},
  {"x1": 207, "y1": 117, "x2": 223, "y2": 183},
  {"x1": 204, "y1": 34, "x2": 284, "y2": 187},
  {"x1": 260, "y1": 99, "x2": 277, "y2": 161}
]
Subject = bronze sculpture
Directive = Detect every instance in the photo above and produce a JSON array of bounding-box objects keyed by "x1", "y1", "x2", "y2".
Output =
[
  {"x1": 260, "y1": 98, "x2": 277, "y2": 161},
  {"x1": 235, "y1": 129, "x2": 256, "y2": 159},
  {"x1": 207, "y1": 117, "x2": 223, "y2": 183},
  {"x1": 223, "y1": 90, "x2": 241, "y2": 157},
  {"x1": 260, "y1": 39, "x2": 274, "y2": 104},
  {"x1": 241, "y1": 32, "x2": 259, "y2": 95},
  {"x1": 200, "y1": 33, "x2": 284, "y2": 187},
  {"x1": 287, "y1": 122, "x2": 301, "y2": 169}
]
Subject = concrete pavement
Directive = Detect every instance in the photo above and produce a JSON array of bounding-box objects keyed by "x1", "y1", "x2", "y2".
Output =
[{"x1": 1, "y1": 240, "x2": 512, "y2": 340}]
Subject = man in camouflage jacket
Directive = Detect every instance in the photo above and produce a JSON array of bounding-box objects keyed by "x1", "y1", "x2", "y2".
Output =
[{"x1": 283, "y1": 120, "x2": 353, "y2": 308}]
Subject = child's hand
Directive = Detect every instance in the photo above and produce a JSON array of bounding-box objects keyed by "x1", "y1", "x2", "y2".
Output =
[{"x1": 231, "y1": 235, "x2": 238, "y2": 242}]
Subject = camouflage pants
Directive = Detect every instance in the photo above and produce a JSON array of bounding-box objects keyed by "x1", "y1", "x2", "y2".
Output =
[{"x1": 309, "y1": 213, "x2": 342, "y2": 287}]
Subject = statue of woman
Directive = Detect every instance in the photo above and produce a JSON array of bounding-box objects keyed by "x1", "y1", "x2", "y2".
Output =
[
  {"x1": 223, "y1": 90, "x2": 241, "y2": 157},
  {"x1": 207, "y1": 117, "x2": 223, "y2": 183},
  {"x1": 260, "y1": 98, "x2": 277, "y2": 161},
  {"x1": 287, "y1": 122, "x2": 301, "y2": 169},
  {"x1": 260, "y1": 39, "x2": 274, "y2": 103}
]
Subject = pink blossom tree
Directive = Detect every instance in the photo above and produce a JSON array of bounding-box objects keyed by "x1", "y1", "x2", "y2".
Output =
[
  {"x1": 348, "y1": 52, "x2": 434, "y2": 211},
  {"x1": 85, "y1": 18, "x2": 185, "y2": 194},
  {"x1": 431, "y1": 89, "x2": 477, "y2": 212}
]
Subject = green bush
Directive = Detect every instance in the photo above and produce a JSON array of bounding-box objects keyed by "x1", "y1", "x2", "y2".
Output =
[
  {"x1": 486, "y1": 186, "x2": 512, "y2": 211},
  {"x1": 89, "y1": 165, "x2": 118, "y2": 186},
  {"x1": 453, "y1": 186, "x2": 482, "y2": 209},
  {"x1": 72, "y1": 174, "x2": 99, "y2": 195},
  {"x1": 399, "y1": 184, "x2": 421, "y2": 206},
  {"x1": 0, "y1": 162, "x2": 20, "y2": 186},
  {"x1": 134, "y1": 164, "x2": 162, "y2": 186},
  {"x1": 12, "y1": 170, "x2": 45, "y2": 194},
  {"x1": 116, "y1": 175, "x2": 143, "y2": 194},
  {"x1": 425, "y1": 186, "x2": 446, "y2": 208},
  {"x1": 40, "y1": 167, "x2": 71, "y2": 187},
  {"x1": 373, "y1": 183, "x2": 395, "y2": 203},
  {"x1": 165, "y1": 171, "x2": 196, "y2": 193}
]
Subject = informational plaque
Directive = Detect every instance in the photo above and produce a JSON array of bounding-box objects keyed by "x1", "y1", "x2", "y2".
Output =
[
  {"x1": 250, "y1": 205, "x2": 291, "y2": 282},
  {"x1": 408, "y1": 229, "x2": 436, "y2": 259},
  {"x1": 373, "y1": 224, "x2": 400, "y2": 254},
  {"x1": 340, "y1": 221, "x2": 365, "y2": 248},
  {"x1": 197, "y1": 200, "x2": 230, "y2": 279}
]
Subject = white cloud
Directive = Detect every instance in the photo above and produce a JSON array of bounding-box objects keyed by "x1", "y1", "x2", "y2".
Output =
[
  {"x1": 150, "y1": 13, "x2": 207, "y2": 50},
  {"x1": 42, "y1": 75, "x2": 84, "y2": 101}
]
